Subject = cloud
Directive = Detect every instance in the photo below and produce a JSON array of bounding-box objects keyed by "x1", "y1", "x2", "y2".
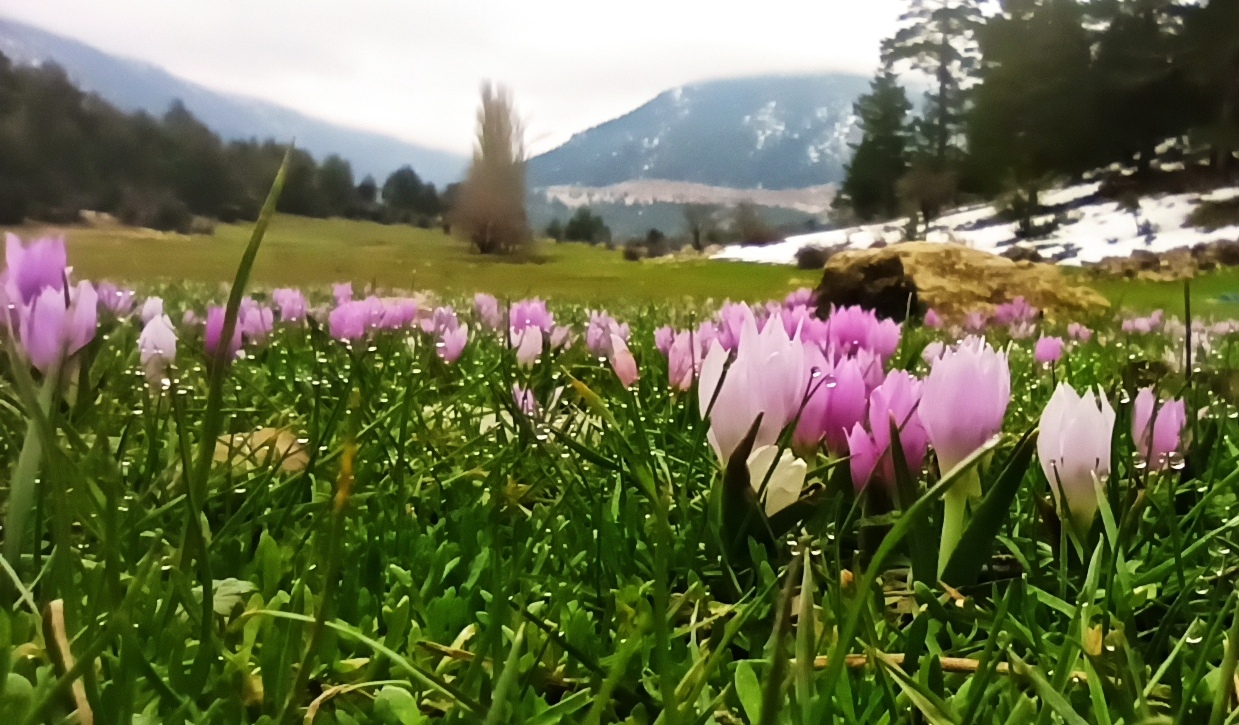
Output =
[{"x1": 3, "y1": 0, "x2": 900, "y2": 154}]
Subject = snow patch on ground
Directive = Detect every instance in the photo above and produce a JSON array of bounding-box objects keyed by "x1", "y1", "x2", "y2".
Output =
[{"x1": 711, "y1": 182, "x2": 1239, "y2": 266}]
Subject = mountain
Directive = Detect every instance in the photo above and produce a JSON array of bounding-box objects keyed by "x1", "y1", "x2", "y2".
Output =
[
  {"x1": 0, "y1": 17, "x2": 467, "y2": 186},
  {"x1": 529, "y1": 74, "x2": 871, "y2": 191}
]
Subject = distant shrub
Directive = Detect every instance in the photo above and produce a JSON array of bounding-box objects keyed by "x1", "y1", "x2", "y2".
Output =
[
  {"x1": 795, "y1": 245, "x2": 831, "y2": 269},
  {"x1": 622, "y1": 244, "x2": 645, "y2": 262},
  {"x1": 118, "y1": 189, "x2": 193, "y2": 233},
  {"x1": 1187, "y1": 198, "x2": 1239, "y2": 231},
  {"x1": 29, "y1": 204, "x2": 82, "y2": 225}
]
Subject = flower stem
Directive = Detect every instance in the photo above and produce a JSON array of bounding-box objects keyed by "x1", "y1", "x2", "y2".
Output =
[{"x1": 938, "y1": 469, "x2": 980, "y2": 577}]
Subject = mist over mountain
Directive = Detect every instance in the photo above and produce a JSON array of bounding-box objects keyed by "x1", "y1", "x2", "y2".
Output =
[{"x1": 0, "y1": 17, "x2": 467, "y2": 185}]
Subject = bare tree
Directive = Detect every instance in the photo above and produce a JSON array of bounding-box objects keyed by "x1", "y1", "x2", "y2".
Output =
[
  {"x1": 732, "y1": 201, "x2": 778, "y2": 245},
  {"x1": 451, "y1": 82, "x2": 530, "y2": 254},
  {"x1": 682, "y1": 203, "x2": 717, "y2": 251}
]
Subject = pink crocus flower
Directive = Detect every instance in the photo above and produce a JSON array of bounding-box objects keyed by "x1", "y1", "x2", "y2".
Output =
[
  {"x1": 846, "y1": 370, "x2": 927, "y2": 491},
  {"x1": 793, "y1": 347, "x2": 869, "y2": 456},
  {"x1": 921, "y1": 337, "x2": 1010, "y2": 475},
  {"x1": 510, "y1": 298, "x2": 554, "y2": 333},
  {"x1": 1067, "y1": 322, "x2": 1092, "y2": 343},
  {"x1": 1132, "y1": 387, "x2": 1186, "y2": 469},
  {"x1": 238, "y1": 298, "x2": 274, "y2": 342},
  {"x1": 1038, "y1": 384, "x2": 1115, "y2": 539},
  {"x1": 20, "y1": 281, "x2": 97, "y2": 373},
  {"x1": 667, "y1": 330, "x2": 707, "y2": 391},
  {"x1": 1034, "y1": 336, "x2": 1065, "y2": 365},
  {"x1": 586, "y1": 311, "x2": 629, "y2": 358},
  {"x1": 609, "y1": 334, "x2": 639, "y2": 387},
  {"x1": 924, "y1": 309, "x2": 943, "y2": 329},
  {"x1": 654, "y1": 325, "x2": 675, "y2": 355},
  {"x1": 5, "y1": 234, "x2": 66, "y2": 305},
  {"x1": 204, "y1": 306, "x2": 244, "y2": 364},
  {"x1": 328, "y1": 302, "x2": 368, "y2": 341},
  {"x1": 272, "y1": 288, "x2": 308, "y2": 323},
  {"x1": 332, "y1": 283, "x2": 353, "y2": 305},
  {"x1": 96, "y1": 282, "x2": 136, "y2": 316},
  {"x1": 784, "y1": 288, "x2": 814, "y2": 308},
  {"x1": 964, "y1": 311, "x2": 988, "y2": 333},
  {"x1": 473, "y1": 293, "x2": 502, "y2": 330},
  {"x1": 438, "y1": 324, "x2": 468, "y2": 364}
]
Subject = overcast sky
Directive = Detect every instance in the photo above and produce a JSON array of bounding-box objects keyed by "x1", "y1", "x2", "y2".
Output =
[{"x1": 2, "y1": 1, "x2": 902, "y2": 156}]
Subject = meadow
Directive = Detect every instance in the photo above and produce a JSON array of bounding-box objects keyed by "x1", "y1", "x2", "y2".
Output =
[
  {"x1": 9, "y1": 216, "x2": 813, "y2": 304},
  {"x1": 4, "y1": 199, "x2": 1239, "y2": 723}
]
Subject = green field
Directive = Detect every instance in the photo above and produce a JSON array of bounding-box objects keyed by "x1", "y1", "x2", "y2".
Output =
[
  {"x1": 10, "y1": 215, "x2": 811, "y2": 302},
  {"x1": 11, "y1": 214, "x2": 1239, "y2": 313}
]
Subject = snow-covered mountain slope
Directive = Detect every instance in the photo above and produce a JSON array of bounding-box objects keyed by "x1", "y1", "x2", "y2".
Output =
[
  {"x1": 529, "y1": 74, "x2": 870, "y2": 190},
  {"x1": 713, "y1": 183, "x2": 1239, "y2": 266}
]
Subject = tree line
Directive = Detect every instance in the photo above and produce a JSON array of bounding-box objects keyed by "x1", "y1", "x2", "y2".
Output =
[
  {"x1": 0, "y1": 53, "x2": 451, "y2": 231},
  {"x1": 837, "y1": 0, "x2": 1238, "y2": 232}
]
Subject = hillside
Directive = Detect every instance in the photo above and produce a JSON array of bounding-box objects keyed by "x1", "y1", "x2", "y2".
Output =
[
  {"x1": 713, "y1": 182, "x2": 1239, "y2": 266},
  {"x1": 528, "y1": 74, "x2": 871, "y2": 190},
  {"x1": 0, "y1": 17, "x2": 466, "y2": 185}
]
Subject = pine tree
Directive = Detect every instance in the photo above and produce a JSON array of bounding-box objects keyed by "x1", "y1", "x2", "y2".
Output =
[
  {"x1": 839, "y1": 70, "x2": 912, "y2": 221},
  {"x1": 1092, "y1": 0, "x2": 1201, "y2": 172},
  {"x1": 968, "y1": 0, "x2": 1097, "y2": 225},
  {"x1": 1178, "y1": 0, "x2": 1239, "y2": 177},
  {"x1": 881, "y1": 0, "x2": 984, "y2": 170}
]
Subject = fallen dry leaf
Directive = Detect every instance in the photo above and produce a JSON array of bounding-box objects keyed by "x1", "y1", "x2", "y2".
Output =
[{"x1": 214, "y1": 427, "x2": 308, "y2": 473}]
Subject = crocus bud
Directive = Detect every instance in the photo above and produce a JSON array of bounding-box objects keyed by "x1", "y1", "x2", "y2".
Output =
[
  {"x1": 1038, "y1": 384, "x2": 1115, "y2": 539},
  {"x1": 609, "y1": 334, "x2": 639, "y2": 388},
  {"x1": 205, "y1": 306, "x2": 244, "y2": 363},
  {"x1": 513, "y1": 326, "x2": 543, "y2": 368},
  {"x1": 1034, "y1": 336, "x2": 1064, "y2": 365},
  {"x1": 747, "y1": 444, "x2": 807, "y2": 516},
  {"x1": 512, "y1": 383, "x2": 538, "y2": 418},
  {"x1": 138, "y1": 314, "x2": 177, "y2": 388},
  {"x1": 667, "y1": 330, "x2": 702, "y2": 392},
  {"x1": 438, "y1": 324, "x2": 468, "y2": 364},
  {"x1": 698, "y1": 310, "x2": 805, "y2": 465},
  {"x1": 550, "y1": 325, "x2": 574, "y2": 350},
  {"x1": 924, "y1": 309, "x2": 943, "y2": 329},
  {"x1": 333, "y1": 283, "x2": 353, "y2": 305},
  {"x1": 140, "y1": 296, "x2": 164, "y2": 324},
  {"x1": 1132, "y1": 387, "x2": 1186, "y2": 469},
  {"x1": 654, "y1": 325, "x2": 674, "y2": 356}
]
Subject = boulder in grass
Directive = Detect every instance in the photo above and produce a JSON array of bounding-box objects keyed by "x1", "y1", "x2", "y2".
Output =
[
  {"x1": 815, "y1": 253, "x2": 921, "y2": 321},
  {"x1": 816, "y1": 242, "x2": 1109, "y2": 322}
]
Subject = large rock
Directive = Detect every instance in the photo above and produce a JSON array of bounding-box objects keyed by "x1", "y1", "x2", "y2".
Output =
[{"x1": 816, "y1": 242, "x2": 1109, "y2": 320}]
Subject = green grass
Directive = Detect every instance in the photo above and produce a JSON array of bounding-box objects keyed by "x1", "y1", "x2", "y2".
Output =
[
  {"x1": 19, "y1": 214, "x2": 1239, "y2": 313},
  {"x1": 1071, "y1": 266, "x2": 1239, "y2": 315},
  {"x1": 12, "y1": 215, "x2": 811, "y2": 302}
]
